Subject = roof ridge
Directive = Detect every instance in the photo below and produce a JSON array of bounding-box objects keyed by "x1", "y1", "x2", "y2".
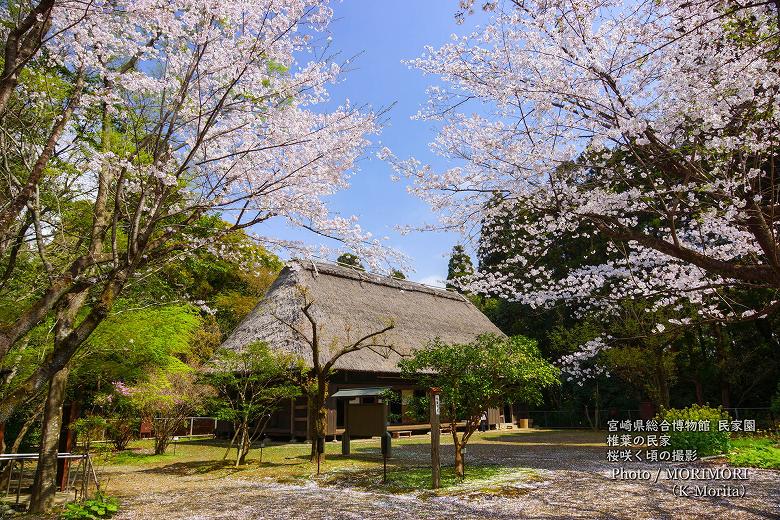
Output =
[{"x1": 289, "y1": 259, "x2": 468, "y2": 302}]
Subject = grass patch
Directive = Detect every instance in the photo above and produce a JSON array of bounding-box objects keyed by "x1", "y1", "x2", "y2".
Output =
[
  {"x1": 319, "y1": 464, "x2": 540, "y2": 497},
  {"x1": 108, "y1": 450, "x2": 178, "y2": 466},
  {"x1": 728, "y1": 435, "x2": 780, "y2": 469},
  {"x1": 97, "y1": 430, "x2": 596, "y2": 499}
]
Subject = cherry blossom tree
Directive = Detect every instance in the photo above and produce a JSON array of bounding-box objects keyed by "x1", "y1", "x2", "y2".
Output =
[
  {"x1": 1, "y1": 0, "x2": 390, "y2": 417},
  {"x1": 386, "y1": 0, "x2": 780, "y2": 335},
  {"x1": 0, "y1": 1, "x2": 391, "y2": 510}
]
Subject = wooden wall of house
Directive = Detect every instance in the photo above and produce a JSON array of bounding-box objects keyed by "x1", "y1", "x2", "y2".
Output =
[{"x1": 261, "y1": 370, "x2": 511, "y2": 440}]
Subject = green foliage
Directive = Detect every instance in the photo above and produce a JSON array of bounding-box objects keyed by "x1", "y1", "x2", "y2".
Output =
[
  {"x1": 446, "y1": 245, "x2": 473, "y2": 292},
  {"x1": 80, "y1": 304, "x2": 202, "y2": 382},
  {"x1": 402, "y1": 395, "x2": 431, "y2": 424},
  {"x1": 390, "y1": 269, "x2": 406, "y2": 280},
  {"x1": 657, "y1": 405, "x2": 731, "y2": 457},
  {"x1": 336, "y1": 253, "x2": 364, "y2": 270},
  {"x1": 128, "y1": 371, "x2": 209, "y2": 417},
  {"x1": 770, "y1": 382, "x2": 780, "y2": 417},
  {"x1": 475, "y1": 182, "x2": 780, "y2": 417},
  {"x1": 728, "y1": 435, "x2": 780, "y2": 469},
  {"x1": 399, "y1": 334, "x2": 560, "y2": 425},
  {"x1": 203, "y1": 342, "x2": 303, "y2": 464},
  {"x1": 115, "y1": 216, "x2": 281, "y2": 342},
  {"x1": 60, "y1": 493, "x2": 120, "y2": 519},
  {"x1": 203, "y1": 342, "x2": 303, "y2": 425},
  {"x1": 104, "y1": 417, "x2": 140, "y2": 452},
  {"x1": 91, "y1": 389, "x2": 140, "y2": 451},
  {"x1": 70, "y1": 415, "x2": 108, "y2": 451},
  {"x1": 202, "y1": 342, "x2": 308, "y2": 466}
]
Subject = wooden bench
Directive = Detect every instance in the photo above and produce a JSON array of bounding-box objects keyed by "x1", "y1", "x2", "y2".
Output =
[{"x1": 393, "y1": 430, "x2": 412, "y2": 439}]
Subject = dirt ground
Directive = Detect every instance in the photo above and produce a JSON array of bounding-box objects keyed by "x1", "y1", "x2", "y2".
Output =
[{"x1": 103, "y1": 430, "x2": 779, "y2": 520}]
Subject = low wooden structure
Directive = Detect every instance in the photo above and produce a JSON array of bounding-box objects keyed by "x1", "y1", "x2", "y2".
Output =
[
  {"x1": 0, "y1": 453, "x2": 99, "y2": 506},
  {"x1": 222, "y1": 260, "x2": 511, "y2": 439}
]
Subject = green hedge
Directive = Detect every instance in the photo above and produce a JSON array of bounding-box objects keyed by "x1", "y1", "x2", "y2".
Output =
[{"x1": 657, "y1": 405, "x2": 730, "y2": 457}]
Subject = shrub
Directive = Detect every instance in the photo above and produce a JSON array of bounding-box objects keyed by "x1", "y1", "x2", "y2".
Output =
[
  {"x1": 60, "y1": 493, "x2": 119, "y2": 519},
  {"x1": 657, "y1": 405, "x2": 730, "y2": 457},
  {"x1": 105, "y1": 417, "x2": 140, "y2": 451},
  {"x1": 770, "y1": 382, "x2": 780, "y2": 419},
  {"x1": 70, "y1": 416, "x2": 108, "y2": 453}
]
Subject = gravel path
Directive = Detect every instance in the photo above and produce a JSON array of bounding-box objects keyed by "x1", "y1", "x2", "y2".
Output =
[{"x1": 111, "y1": 433, "x2": 780, "y2": 519}]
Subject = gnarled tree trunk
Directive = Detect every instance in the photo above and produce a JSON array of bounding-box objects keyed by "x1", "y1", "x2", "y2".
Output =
[
  {"x1": 308, "y1": 387, "x2": 328, "y2": 462},
  {"x1": 29, "y1": 366, "x2": 69, "y2": 513}
]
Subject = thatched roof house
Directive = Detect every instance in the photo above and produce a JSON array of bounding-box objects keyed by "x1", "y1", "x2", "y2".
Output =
[{"x1": 222, "y1": 260, "x2": 504, "y2": 373}]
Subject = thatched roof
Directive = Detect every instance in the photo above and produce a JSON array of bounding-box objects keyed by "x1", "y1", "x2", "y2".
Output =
[{"x1": 221, "y1": 260, "x2": 505, "y2": 373}]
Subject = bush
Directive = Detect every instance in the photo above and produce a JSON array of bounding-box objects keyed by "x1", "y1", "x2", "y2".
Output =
[
  {"x1": 657, "y1": 405, "x2": 730, "y2": 457},
  {"x1": 71, "y1": 416, "x2": 108, "y2": 453},
  {"x1": 770, "y1": 382, "x2": 780, "y2": 419},
  {"x1": 106, "y1": 417, "x2": 140, "y2": 451},
  {"x1": 60, "y1": 493, "x2": 120, "y2": 519}
]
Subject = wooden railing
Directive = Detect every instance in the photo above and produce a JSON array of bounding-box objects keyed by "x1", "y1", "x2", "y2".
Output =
[{"x1": 0, "y1": 452, "x2": 99, "y2": 506}]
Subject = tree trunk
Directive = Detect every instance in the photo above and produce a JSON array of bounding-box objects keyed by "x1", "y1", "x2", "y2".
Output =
[
  {"x1": 309, "y1": 382, "x2": 328, "y2": 462},
  {"x1": 584, "y1": 403, "x2": 595, "y2": 430},
  {"x1": 655, "y1": 348, "x2": 670, "y2": 409},
  {"x1": 154, "y1": 437, "x2": 168, "y2": 455},
  {"x1": 154, "y1": 418, "x2": 173, "y2": 455},
  {"x1": 721, "y1": 382, "x2": 731, "y2": 409},
  {"x1": 236, "y1": 419, "x2": 249, "y2": 466},
  {"x1": 223, "y1": 427, "x2": 240, "y2": 460},
  {"x1": 454, "y1": 439, "x2": 465, "y2": 479},
  {"x1": 693, "y1": 378, "x2": 704, "y2": 405},
  {"x1": 154, "y1": 426, "x2": 171, "y2": 455},
  {"x1": 309, "y1": 399, "x2": 327, "y2": 462},
  {"x1": 713, "y1": 323, "x2": 732, "y2": 409},
  {"x1": 29, "y1": 366, "x2": 69, "y2": 513}
]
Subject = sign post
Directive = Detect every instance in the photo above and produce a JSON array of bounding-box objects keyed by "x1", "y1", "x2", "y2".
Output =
[
  {"x1": 429, "y1": 387, "x2": 441, "y2": 489},
  {"x1": 381, "y1": 431, "x2": 391, "y2": 483},
  {"x1": 259, "y1": 433, "x2": 266, "y2": 464}
]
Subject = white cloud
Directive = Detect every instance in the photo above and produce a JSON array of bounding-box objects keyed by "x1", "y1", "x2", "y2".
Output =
[{"x1": 417, "y1": 274, "x2": 446, "y2": 288}]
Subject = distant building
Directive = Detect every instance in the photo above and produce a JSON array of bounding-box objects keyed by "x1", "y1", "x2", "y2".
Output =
[{"x1": 221, "y1": 260, "x2": 510, "y2": 438}]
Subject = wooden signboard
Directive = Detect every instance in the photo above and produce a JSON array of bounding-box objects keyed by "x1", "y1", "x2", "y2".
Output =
[{"x1": 346, "y1": 403, "x2": 387, "y2": 437}]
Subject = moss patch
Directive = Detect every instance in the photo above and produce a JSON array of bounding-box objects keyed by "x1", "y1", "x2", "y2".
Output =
[{"x1": 728, "y1": 436, "x2": 780, "y2": 469}]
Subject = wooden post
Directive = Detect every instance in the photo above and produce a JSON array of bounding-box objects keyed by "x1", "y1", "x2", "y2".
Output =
[
  {"x1": 15, "y1": 459, "x2": 24, "y2": 505},
  {"x1": 289, "y1": 398, "x2": 295, "y2": 441},
  {"x1": 341, "y1": 401, "x2": 350, "y2": 455},
  {"x1": 57, "y1": 401, "x2": 79, "y2": 491},
  {"x1": 429, "y1": 387, "x2": 440, "y2": 489},
  {"x1": 4, "y1": 460, "x2": 12, "y2": 496}
]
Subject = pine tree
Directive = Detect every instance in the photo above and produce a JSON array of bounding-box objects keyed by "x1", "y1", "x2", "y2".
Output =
[
  {"x1": 446, "y1": 245, "x2": 474, "y2": 292},
  {"x1": 336, "y1": 253, "x2": 365, "y2": 270}
]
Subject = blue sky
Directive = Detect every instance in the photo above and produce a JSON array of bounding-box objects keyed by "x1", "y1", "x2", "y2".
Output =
[{"x1": 257, "y1": 1, "x2": 489, "y2": 287}]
